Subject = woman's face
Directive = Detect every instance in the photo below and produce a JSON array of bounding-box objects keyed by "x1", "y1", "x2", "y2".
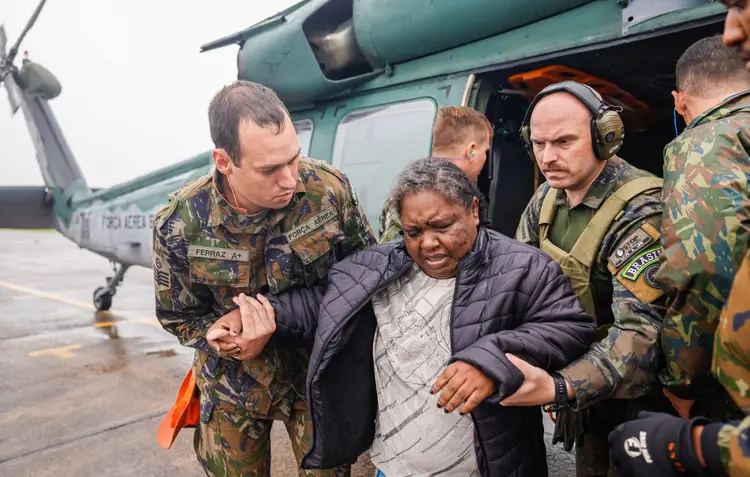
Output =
[{"x1": 400, "y1": 190, "x2": 480, "y2": 279}]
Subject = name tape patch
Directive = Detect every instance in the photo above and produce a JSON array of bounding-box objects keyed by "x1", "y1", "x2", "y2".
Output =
[
  {"x1": 621, "y1": 247, "x2": 661, "y2": 281},
  {"x1": 188, "y1": 245, "x2": 250, "y2": 262},
  {"x1": 609, "y1": 227, "x2": 656, "y2": 270},
  {"x1": 285, "y1": 208, "x2": 339, "y2": 243}
]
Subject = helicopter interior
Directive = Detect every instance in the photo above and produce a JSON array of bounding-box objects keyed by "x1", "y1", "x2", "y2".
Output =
[{"x1": 474, "y1": 20, "x2": 723, "y2": 238}]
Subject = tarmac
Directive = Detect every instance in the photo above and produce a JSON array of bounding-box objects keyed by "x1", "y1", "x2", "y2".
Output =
[{"x1": 0, "y1": 229, "x2": 575, "y2": 477}]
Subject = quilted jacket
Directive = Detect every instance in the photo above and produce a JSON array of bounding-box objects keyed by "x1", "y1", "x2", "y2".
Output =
[{"x1": 268, "y1": 226, "x2": 596, "y2": 476}]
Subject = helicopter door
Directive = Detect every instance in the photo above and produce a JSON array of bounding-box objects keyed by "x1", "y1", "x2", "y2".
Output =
[{"x1": 327, "y1": 75, "x2": 475, "y2": 233}]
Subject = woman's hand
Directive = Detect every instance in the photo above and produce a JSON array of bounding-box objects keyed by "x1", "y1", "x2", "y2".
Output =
[{"x1": 431, "y1": 361, "x2": 496, "y2": 415}]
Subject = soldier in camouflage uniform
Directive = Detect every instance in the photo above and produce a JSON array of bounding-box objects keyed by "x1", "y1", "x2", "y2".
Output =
[
  {"x1": 651, "y1": 35, "x2": 750, "y2": 423},
  {"x1": 377, "y1": 105, "x2": 493, "y2": 243},
  {"x1": 607, "y1": 249, "x2": 750, "y2": 476},
  {"x1": 152, "y1": 80, "x2": 375, "y2": 476},
  {"x1": 502, "y1": 80, "x2": 675, "y2": 477},
  {"x1": 607, "y1": 25, "x2": 750, "y2": 477}
]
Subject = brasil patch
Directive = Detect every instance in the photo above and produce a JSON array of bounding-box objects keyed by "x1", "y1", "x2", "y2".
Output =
[{"x1": 620, "y1": 246, "x2": 661, "y2": 282}]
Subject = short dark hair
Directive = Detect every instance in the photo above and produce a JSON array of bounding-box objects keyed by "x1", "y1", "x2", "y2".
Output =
[
  {"x1": 208, "y1": 80, "x2": 290, "y2": 165},
  {"x1": 676, "y1": 35, "x2": 750, "y2": 96},
  {"x1": 432, "y1": 106, "x2": 494, "y2": 153},
  {"x1": 390, "y1": 157, "x2": 487, "y2": 221}
]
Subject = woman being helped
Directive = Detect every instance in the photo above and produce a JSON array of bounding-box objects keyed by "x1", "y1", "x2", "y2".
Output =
[{"x1": 212, "y1": 158, "x2": 596, "y2": 477}]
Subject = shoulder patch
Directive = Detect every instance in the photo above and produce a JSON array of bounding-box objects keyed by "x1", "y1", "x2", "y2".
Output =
[
  {"x1": 620, "y1": 246, "x2": 660, "y2": 282},
  {"x1": 153, "y1": 255, "x2": 171, "y2": 292},
  {"x1": 608, "y1": 223, "x2": 660, "y2": 270},
  {"x1": 609, "y1": 244, "x2": 665, "y2": 303}
]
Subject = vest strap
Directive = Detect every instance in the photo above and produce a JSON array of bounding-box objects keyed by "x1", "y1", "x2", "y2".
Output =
[
  {"x1": 569, "y1": 176, "x2": 663, "y2": 267},
  {"x1": 538, "y1": 186, "x2": 558, "y2": 241}
]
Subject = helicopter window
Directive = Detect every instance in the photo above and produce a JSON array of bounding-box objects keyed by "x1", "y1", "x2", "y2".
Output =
[
  {"x1": 331, "y1": 99, "x2": 437, "y2": 230},
  {"x1": 293, "y1": 119, "x2": 314, "y2": 157}
]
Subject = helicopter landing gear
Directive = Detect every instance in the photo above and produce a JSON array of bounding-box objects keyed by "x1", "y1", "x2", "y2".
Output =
[{"x1": 93, "y1": 262, "x2": 130, "y2": 311}]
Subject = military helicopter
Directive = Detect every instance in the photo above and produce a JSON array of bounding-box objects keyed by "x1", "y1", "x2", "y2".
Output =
[{"x1": 1, "y1": 0, "x2": 728, "y2": 311}]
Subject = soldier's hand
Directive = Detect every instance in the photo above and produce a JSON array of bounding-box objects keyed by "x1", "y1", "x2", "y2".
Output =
[
  {"x1": 228, "y1": 293, "x2": 276, "y2": 361},
  {"x1": 431, "y1": 361, "x2": 496, "y2": 415},
  {"x1": 499, "y1": 353, "x2": 564, "y2": 406},
  {"x1": 207, "y1": 308, "x2": 243, "y2": 357},
  {"x1": 608, "y1": 411, "x2": 707, "y2": 476}
]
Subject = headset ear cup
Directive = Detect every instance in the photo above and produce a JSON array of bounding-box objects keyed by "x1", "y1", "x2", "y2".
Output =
[
  {"x1": 520, "y1": 125, "x2": 534, "y2": 160},
  {"x1": 594, "y1": 110, "x2": 624, "y2": 160}
]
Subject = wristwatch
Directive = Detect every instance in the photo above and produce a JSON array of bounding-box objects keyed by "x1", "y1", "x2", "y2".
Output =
[{"x1": 542, "y1": 372, "x2": 570, "y2": 413}]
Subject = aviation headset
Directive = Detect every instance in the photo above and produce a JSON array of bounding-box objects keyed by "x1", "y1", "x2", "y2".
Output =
[{"x1": 519, "y1": 80, "x2": 625, "y2": 161}]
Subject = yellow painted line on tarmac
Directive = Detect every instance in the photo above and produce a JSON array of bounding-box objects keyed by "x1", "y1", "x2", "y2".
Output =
[
  {"x1": 0, "y1": 280, "x2": 95, "y2": 311},
  {"x1": 28, "y1": 344, "x2": 83, "y2": 359},
  {"x1": 130, "y1": 317, "x2": 163, "y2": 329}
]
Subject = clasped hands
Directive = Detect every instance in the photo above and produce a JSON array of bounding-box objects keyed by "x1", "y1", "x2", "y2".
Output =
[{"x1": 206, "y1": 293, "x2": 276, "y2": 360}]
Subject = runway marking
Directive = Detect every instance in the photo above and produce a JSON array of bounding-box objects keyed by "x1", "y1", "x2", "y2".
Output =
[
  {"x1": 28, "y1": 344, "x2": 83, "y2": 359},
  {"x1": 0, "y1": 280, "x2": 164, "y2": 331},
  {"x1": 93, "y1": 321, "x2": 117, "y2": 328},
  {"x1": 131, "y1": 317, "x2": 162, "y2": 329},
  {"x1": 0, "y1": 280, "x2": 95, "y2": 311}
]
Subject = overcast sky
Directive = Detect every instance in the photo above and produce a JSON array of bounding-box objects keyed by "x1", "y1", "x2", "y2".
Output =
[{"x1": 0, "y1": 0, "x2": 299, "y2": 187}]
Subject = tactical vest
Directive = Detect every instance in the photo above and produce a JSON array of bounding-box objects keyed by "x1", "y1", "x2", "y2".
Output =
[{"x1": 538, "y1": 176, "x2": 663, "y2": 336}]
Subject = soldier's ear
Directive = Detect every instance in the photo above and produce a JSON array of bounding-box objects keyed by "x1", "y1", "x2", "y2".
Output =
[
  {"x1": 672, "y1": 90, "x2": 688, "y2": 118},
  {"x1": 213, "y1": 149, "x2": 233, "y2": 176}
]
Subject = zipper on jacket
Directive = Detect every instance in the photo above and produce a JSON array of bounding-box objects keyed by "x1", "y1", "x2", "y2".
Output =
[
  {"x1": 449, "y1": 264, "x2": 490, "y2": 477},
  {"x1": 304, "y1": 258, "x2": 413, "y2": 465}
]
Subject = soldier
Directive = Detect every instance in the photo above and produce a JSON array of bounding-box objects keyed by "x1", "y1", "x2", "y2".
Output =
[
  {"x1": 152, "y1": 80, "x2": 375, "y2": 476},
  {"x1": 501, "y1": 80, "x2": 675, "y2": 477},
  {"x1": 721, "y1": 0, "x2": 750, "y2": 69},
  {"x1": 606, "y1": 24, "x2": 750, "y2": 477},
  {"x1": 607, "y1": 250, "x2": 750, "y2": 476},
  {"x1": 652, "y1": 35, "x2": 750, "y2": 423},
  {"x1": 377, "y1": 105, "x2": 493, "y2": 243}
]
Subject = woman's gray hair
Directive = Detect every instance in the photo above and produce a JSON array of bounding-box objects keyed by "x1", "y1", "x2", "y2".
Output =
[{"x1": 390, "y1": 157, "x2": 487, "y2": 220}]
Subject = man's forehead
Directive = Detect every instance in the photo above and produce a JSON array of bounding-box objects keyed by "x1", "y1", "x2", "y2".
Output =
[{"x1": 530, "y1": 94, "x2": 590, "y2": 129}]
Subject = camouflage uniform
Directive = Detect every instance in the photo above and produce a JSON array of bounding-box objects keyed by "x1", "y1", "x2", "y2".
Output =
[
  {"x1": 152, "y1": 157, "x2": 376, "y2": 476},
  {"x1": 376, "y1": 196, "x2": 401, "y2": 244},
  {"x1": 516, "y1": 155, "x2": 675, "y2": 477},
  {"x1": 656, "y1": 91, "x2": 750, "y2": 421},
  {"x1": 711, "y1": 248, "x2": 750, "y2": 475}
]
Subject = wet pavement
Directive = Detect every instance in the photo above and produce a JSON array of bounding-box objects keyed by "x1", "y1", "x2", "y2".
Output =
[{"x1": 0, "y1": 230, "x2": 574, "y2": 476}]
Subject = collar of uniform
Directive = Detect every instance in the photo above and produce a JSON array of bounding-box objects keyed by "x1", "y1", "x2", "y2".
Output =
[
  {"x1": 687, "y1": 89, "x2": 750, "y2": 129},
  {"x1": 552, "y1": 156, "x2": 624, "y2": 210},
  {"x1": 207, "y1": 168, "x2": 307, "y2": 231}
]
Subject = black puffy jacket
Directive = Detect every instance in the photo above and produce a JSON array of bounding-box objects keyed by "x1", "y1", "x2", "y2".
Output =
[{"x1": 268, "y1": 226, "x2": 595, "y2": 477}]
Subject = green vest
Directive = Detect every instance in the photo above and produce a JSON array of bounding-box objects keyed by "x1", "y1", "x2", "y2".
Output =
[{"x1": 538, "y1": 176, "x2": 663, "y2": 338}]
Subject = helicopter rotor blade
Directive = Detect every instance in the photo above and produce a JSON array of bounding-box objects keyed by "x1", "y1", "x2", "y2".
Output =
[{"x1": 6, "y1": 0, "x2": 49, "y2": 63}]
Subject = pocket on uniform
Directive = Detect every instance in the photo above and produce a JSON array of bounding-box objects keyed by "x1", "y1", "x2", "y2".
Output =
[
  {"x1": 188, "y1": 257, "x2": 250, "y2": 288},
  {"x1": 290, "y1": 219, "x2": 345, "y2": 286}
]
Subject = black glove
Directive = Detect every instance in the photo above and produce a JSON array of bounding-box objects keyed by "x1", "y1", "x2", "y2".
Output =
[
  {"x1": 551, "y1": 407, "x2": 587, "y2": 452},
  {"x1": 608, "y1": 411, "x2": 708, "y2": 476}
]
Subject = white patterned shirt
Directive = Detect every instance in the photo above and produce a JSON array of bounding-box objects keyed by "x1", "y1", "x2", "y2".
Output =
[{"x1": 369, "y1": 263, "x2": 480, "y2": 477}]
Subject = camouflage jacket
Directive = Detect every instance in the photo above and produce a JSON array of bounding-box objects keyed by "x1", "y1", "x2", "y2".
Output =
[
  {"x1": 377, "y1": 195, "x2": 401, "y2": 244},
  {"x1": 656, "y1": 91, "x2": 750, "y2": 400},
  {"x1": 711, "y1": 247, "x2": 750, "y2": 474},
  {"x1": 516, "y1": 156, "x2": 670, "y2": 409},
  {"x1": 152, "y1": 157, "x2": 376, "y2": 421}
]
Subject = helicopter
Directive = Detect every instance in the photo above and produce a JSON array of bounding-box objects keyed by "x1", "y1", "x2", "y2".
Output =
[{"x1": 1, "y1": 0, "x2": 729, "y2": 312}]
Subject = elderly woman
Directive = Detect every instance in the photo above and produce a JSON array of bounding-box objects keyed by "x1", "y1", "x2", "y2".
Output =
[{"x1": 209, "y1": 158, "x2": 595, "y2": 477}]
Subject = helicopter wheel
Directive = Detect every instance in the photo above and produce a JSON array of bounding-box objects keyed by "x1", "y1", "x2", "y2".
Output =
[{"x1": 93, "y1": 287, "x2": 113, "y2": 311}]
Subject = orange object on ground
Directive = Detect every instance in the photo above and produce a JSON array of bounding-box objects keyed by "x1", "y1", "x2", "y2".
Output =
[{"x1": 157, "y1": 368, "x2": 200, "y2": 449}]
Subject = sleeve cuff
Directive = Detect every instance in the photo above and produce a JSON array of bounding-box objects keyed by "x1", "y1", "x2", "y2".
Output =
[{"x1": 700, "y1": 422, "x2": 729, "y2": 477}]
